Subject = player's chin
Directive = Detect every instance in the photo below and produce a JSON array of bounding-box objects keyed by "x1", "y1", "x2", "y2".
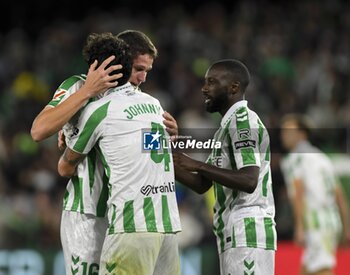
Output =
[{"x1": 205, "y1": 103, "x2": 216, "y2": 113}]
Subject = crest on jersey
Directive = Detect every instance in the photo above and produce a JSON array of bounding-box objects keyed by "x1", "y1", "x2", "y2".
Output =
[{"x1": 238, "y1": 128, "x2": 251, "y2": 140}]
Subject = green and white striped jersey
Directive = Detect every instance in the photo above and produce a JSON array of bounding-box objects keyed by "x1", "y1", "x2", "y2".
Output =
[
  {"x1": 49, "y1": 74, "x2": 108, "y2": 217},
  {"x1": 207, "y1": 100, "x2": 276, "y2": 253},
  {"x1": 66, "y1": 83, "x2": 182, "y2": 234},
  {"x1": 280, "y1": 141, "x2": 342, "y2": 232}
]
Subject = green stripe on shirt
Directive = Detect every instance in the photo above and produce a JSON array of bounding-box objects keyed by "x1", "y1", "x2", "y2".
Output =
[
  {"x1": 235, "y1": 107, "x2": 256, "y2": 165},
  {"x1": 73, "y1": 101, "x2": 111, "y2": 153},
  {"x1": 123, "y1": 200, "x2": 136, "y2": 232},
  {"x1": 244, "y1": 217, "x2": 257, "y2": 248},
  {"x1": 143, "y1": 197, "x2": 157, "y2": 232},
  {"x1": 108, "y1": 204, "x2": 117, "y2": 234},
  {"x1": 58, "y1": 75, "x2": 85, "y2": 90},
  {"x1": 214, "y1": 183, "x2": 227, "y2": 252},
  {"x1": 71, "y1": 176, "x2": 84, "y2": 212},
  {"x1": 262, "y1": 171, "x2": 269, "y2": 197},
  {"x1": 87, "y1": 149, "x2": 96, "y2": 192},
  {"x1": 264, "y1": 217, "x2": 275, "y2": 250},
  {"x1": 162, "y1": 195, "x2": 173, "y2": 232},
  {"x1": 96, "y1": 171, "x2": 109, "y2": 217}
]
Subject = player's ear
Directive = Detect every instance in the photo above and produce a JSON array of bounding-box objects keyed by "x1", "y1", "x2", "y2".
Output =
[{"x1": 229, "y1": 81, "x2": 240, "y2": 95}]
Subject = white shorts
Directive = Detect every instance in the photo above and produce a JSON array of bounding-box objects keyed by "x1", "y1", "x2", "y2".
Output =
[
  {"x1": 60, "y1": 211, "x2": 108, "y2": 275},
  {"x1": 303, "y1": 228, "x2": 339, "y2": 273},
  {"x1": 219, "y1": 247, "x2": 275, "y2": 275},
  {"x1": 99, "y1": 232, "x2": 180, "y2": 275}
]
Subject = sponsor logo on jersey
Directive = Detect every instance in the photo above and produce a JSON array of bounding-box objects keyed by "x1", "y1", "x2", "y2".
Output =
[
  {"x1": 234, "y1": 140, "x2": 256, "y2": 150},
  {"x1": 140, "y1": 182, "x2": 175, "y2": 196}
]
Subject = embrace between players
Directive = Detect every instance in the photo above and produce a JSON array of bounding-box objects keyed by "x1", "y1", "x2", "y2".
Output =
[{"x1": 31, "y1": 30, "x2": 277, "y2": 274}]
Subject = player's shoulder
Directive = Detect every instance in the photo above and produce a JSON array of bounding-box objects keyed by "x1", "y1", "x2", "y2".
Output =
[
  {"x1": 58, "y1": 74, "x2": 86, "y2": 91},
  {"x1": 135, "y1": 89, "x2": 162, "y2": 105},
  {"x1": 48, "y1": 74, "x2": 86, "y2": 107},
  {"x1": 231, "y1": 105, "x2": 260, "y2": 127}
]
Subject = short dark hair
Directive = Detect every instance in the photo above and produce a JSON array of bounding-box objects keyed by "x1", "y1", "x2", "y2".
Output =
[
  {"x1": 281, "y1": 113, "x2": 314, "y2": 138},
  {"x1": 82, "y1": 32, "x2": 132, "y2": 86},
  {"x1": 116, "y1": 30, "x2": 158, "y2": 60},
  {"x1": 211, "y1": 59, "x2": 251, "y2": 92}
]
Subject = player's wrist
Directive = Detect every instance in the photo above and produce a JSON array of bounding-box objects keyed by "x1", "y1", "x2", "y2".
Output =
[
  {"x1": 77, "y1": 85, "x2": 96, "y2": 100},
  {"x1": 196, "y1": 161, "x2": 207, "y2": 173}
]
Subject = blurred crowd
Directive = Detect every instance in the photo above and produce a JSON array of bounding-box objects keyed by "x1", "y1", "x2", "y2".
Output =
[{"x1": 0, "y1": 0, "x2": 349, "y2": 254}]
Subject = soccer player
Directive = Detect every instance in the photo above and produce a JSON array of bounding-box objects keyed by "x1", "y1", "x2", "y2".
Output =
[
  {"x1": 30, "y1": 31, "x2": 178, "y2": 274},
  {"x1": 57, "y1": 61, "x2": 182, "y2": 275},
  {"x1": 173, "y1": 59, "x2": 277, "y2": 274},
  {"x1": 280, "y1": 114, "x2": 350, "y2": 275}
]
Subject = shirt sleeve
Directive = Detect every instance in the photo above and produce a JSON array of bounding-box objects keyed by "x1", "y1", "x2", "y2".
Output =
[
  {"x1": 66, "y1": 100, "x2": 110, "y2": 155},
  {"x1": 228, "y1": 109, "x2": 261, "y2": 170},
  {"x1": 47, "y1": 75, "x2": 84, "y2": 107}
]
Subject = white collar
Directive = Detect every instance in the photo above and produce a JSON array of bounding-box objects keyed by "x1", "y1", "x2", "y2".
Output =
[
  {"x1": 104, "y1": 82, "x2": 135, "y2": 96},
  {"x1": 220, "y1": 100, "x2": 248, "y2": 127}
]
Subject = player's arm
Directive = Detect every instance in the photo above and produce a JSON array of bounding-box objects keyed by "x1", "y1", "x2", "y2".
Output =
[
  {"x1": 174, "y1": 160, "x2": 212, "y2": 194},
  {"x1": 291, "y1": 178, "x2": 305, "y2": 246},
  {"x1": 58, "y1": 147, "x2": 86, "y2": 178},
  {"x1": 173, "y1": 152, "x2": 259, "y2": 193},
  {"x1": 335, "y1": 183, "x2": 350, "y2": 245},
  {"x1": 31, "y1": 56, "x2": 122, "y2": 142}
]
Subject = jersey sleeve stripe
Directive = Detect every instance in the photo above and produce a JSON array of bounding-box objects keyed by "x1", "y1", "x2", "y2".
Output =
[
  {"x1": 48, "y1": 75, "x2": 83, "y2": 107},
  {"x1": 58, "y1": 75, "x2": 84, "y2": 90},
  {"x1": 235, "y1": 107, "x2": 257, "y2": 166}
]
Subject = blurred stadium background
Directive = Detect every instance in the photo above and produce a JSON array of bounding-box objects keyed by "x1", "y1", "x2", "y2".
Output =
[{"x1": 0, "y1": 0, "x2": 349, "y2": 274}]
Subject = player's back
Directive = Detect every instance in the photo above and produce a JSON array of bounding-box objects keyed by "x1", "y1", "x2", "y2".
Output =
[
  {"x1": 70, "y1": 84, "x2": 181, "y2": 234},
  {"x1": 99, "y1": 88, "x2": 173, "y2": 197}
]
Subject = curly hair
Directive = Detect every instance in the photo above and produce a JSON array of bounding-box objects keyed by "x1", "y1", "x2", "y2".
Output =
[
  {"x1": 117, "y1": 30, "x2": 158, "y2": 61},
  {"x1": 82, "y1": 32, "x2": 132, "y2": 86}
]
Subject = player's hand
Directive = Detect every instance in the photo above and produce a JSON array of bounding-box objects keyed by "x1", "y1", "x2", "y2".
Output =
[
  {"x1": 163, "y1": 111, "x2": 178, "y2": 141},
  {"x1": 173, "y1": 152, "x2": 201, "y2": 172},
  {"x1": 58, "y1": 130, "x2": 66, "y2": 151},
  {"x1": 83, "y1": 55, "x2": 123, "y2": 97}
]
